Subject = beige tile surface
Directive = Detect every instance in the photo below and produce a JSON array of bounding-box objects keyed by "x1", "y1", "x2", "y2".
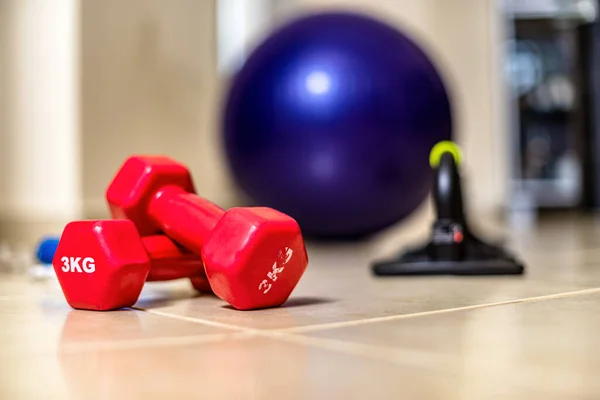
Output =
[
  {"x1": 1, "y1": 334, "x2": 545, "y2": 400},
  {"x1": 144, "y1": 275, "x2": 587, "y2": 331},
  {"x1": 509, "y1": 213, "x2": 600, "y2": 252},
  {"x1": 0, "y1": 277, "x2": 234, "y2": 357},
  {"x1": 303, "y1": 291, "x2": 600, "y2": 398},
  {"x1": 505, "y1": 214, "x2": 600, "y2": 287},
  {"x1": 142, "y1": 242, "x2": 587, "y2": 330}
]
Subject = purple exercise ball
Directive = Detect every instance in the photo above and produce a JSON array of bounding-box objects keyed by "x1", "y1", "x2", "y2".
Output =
[{"x1": 222, "y1": 11, "x2": 453, "y2": 238}]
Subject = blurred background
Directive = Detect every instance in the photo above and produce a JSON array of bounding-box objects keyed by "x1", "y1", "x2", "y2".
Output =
[{"x1": 0, "y1": 0, "x2": 599, "y2": 254}]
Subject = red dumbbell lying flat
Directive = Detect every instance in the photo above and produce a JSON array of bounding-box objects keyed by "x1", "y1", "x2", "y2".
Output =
[
  {"x1": 52, "y1": 219, "x2": 211, "y2": 311},
  {"x1": 106, "y1": 156, "x2": 309, "y2": 310}
]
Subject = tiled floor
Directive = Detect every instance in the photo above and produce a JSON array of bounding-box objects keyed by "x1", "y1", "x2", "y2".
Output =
[{"x1": 3, "y1": 211, "x2": 600, "y2": 399}]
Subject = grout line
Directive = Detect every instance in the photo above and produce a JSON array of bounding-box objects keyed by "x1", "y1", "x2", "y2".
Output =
[
  {"x1": 132, "y1": 307, "x2": 262, "y2": 334},
  {"x1": 126, "y1": 308, "x2": 459, "y2": 370},
  {"x1": 278, "y1": 286, "x2": 600, "y2": 333},
  {"x1": 124, "y1": 287, "x2": 600, "y2": 372},
  {"x1": 134, "y1": 287, "x2": 600, "y2": 337}
]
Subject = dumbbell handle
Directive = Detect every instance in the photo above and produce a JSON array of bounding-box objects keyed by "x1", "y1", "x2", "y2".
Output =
[
  {"x1": 49, "y1": 233, "x2": 205, "y2": 282},
  {"x1": 148, "y1": 186, "x2": 225, "y2": 255},
  {"x1": 142, "y1": 235, "x2": 205, "y2": 281}
]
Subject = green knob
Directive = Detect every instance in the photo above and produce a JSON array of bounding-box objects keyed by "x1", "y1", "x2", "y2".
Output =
[{"x1": 429, "y1": 140, "x2": 462, "y2": 168}]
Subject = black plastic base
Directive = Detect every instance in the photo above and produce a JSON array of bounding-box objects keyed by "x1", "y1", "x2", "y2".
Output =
[
  {"x1": 373, "y1": 257, "x2": 525, "y2": 276},
  {"x1": 372, "y1": 227, "x2": 525, "y2": 276}
]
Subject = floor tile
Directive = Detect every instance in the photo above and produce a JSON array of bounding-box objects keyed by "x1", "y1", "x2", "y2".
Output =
[
  {"x1": 508, "y1": 213, "x2": 600, "y2": 253},
  {"x1": 517, "y1": 250, "x2": 600, "y2": 287},
  {"x1": 0, "y1": 273, "x2": 60, "y2": 297},
  {"x1": 141, "y1": 211, "x2": 589, "y2": 330},
  {"x1": 144, "y1": 254, "x2": 583, "y2": 330},
  {"x1": 0, "y1": 279, "x2": 234, "y2": 357},
  {"x1": 303, "y1": 291, "x2": 600, "y2": 398},
  {"x1": 0, "y1": 335, "x2": 543, "y2": 400}
]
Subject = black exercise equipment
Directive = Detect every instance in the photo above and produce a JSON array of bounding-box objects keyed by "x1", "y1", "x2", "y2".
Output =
[{"x1": 371, "y1": 145, "x2": 525, "y2": 276}]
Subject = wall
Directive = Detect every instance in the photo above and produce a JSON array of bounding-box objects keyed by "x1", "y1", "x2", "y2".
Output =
[
  {"x1": 80, "y1": 0, "x2": 226, "y2": 217},
  {"x1": 431, "y1": 0, "x2": 510, "y2": 214}
]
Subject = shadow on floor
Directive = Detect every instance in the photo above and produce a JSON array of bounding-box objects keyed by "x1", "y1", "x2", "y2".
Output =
[{"x1": 220, "y1": 296, "x2": 337, "y2": 311}]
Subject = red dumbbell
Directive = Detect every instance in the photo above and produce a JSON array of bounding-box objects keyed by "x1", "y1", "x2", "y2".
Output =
[
  {"x1": 106, "y1": 156, "x2": 308, "y2": 310},
  {"x1": 135, "y1": 235, "x2": 212, "y2": 292},
  {"x1": 52, "y1": 219, "x2": 211, "y2": 311}
]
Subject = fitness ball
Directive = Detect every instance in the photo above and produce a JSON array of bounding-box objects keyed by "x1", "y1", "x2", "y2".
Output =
[{"x1": 222, "y1": 11, "x2": 453, "y2": 238}]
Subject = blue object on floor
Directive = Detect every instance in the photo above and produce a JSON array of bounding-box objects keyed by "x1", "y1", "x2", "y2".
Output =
[
  {"x1": 36, "y1": 237, "x2": 59, "y2": 264},
  {"x1": 223, "y1": 11, "x2": 453, "y2": 238}
]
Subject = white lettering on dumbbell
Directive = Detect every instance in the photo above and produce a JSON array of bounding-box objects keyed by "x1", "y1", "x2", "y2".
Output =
[
  {"x1": 60, "y1": 256, "x2": 96, "y2": 273},
  {"x1": 267, "y1": 262, "x2": 284, "y2": 282},
  {"x1": 258, "y1": 247, "x2": 293, "y2": 294},
  {"x1": 82, "y1": 257, "x2": 95, "y2": 273},
  {"x1": 281, "y1": 247, "x2": 293, "y2": 264}
]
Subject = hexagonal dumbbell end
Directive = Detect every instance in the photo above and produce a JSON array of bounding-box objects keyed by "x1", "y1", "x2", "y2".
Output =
[
  {"x1": 202, "y1": 207, "x2": 309, "y2": 310},
  {"x1": 52, "y1": 220, "x2": 151, "y2": 311},
  {"x1": 106, "y1": 156, "x2": 197, "y2": 236}
]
